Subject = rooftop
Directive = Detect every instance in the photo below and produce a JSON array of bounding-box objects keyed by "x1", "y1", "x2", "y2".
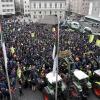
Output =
[
  {"x1": 94, "y1": 69, "x2": 100, "y2": 76},
  {"x1": 74, "y1": 69, "x2": 89, "y2": 80},
  {"x1": 30, "y1": 0, "x2": 65, "y2": 1},
  {"x1": 46, "y1": 72, "x2": 62, "y2": 84}
]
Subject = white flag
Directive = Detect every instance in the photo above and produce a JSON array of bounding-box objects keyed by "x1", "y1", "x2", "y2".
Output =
[
  {"x1": 53, "y1": 55, "x2": 58, "y2": 76},
  {"x1": 52, "y1": 44, "x2": 56, "y2": 60},
  {"x1": 2, "y1": 42, "x2": 7, "y2": 68},
  {"x1": 0, "y1": 23, "x2": 1, "y2": 32},
  {"x1": 2, "y1": 42, "x2": 13, "y2": 100}
]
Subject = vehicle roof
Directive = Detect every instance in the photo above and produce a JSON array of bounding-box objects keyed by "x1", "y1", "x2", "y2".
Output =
[
  {"x1": 94, "y1": 69, "x2": 100, "y2": 76},
  {"x1": 84, "y1": 27, "x2": 91, "y2": 30},
  {"x1": 74, "y1": 69, "x2": 89, "y2": 80},
  {"x1": 71, "y1": 21, "x2": 79, "y2": 24},
  {"x1": 46, "y1": 72, "x2": 62, "y2": 84},
  {"x1": 92, "y1": 33, "x2": 100, "y2": 36}
]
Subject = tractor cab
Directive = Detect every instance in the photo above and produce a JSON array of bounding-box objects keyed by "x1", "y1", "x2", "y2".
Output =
[
  {"x1": 92, "y1": 69, "x2": 100, "y2": 97},
  {"x1": 94, "y1": 69, "x2": 100, "y2": 76},
  {"x1": 71, "y1": 69, "x2": 91, "y2": 99},
  {"x1": 73, "y1": 69, "x2": 91, "y2": 91},
  {"x1": 43, "y1": 72, "x2": 66, "y2": 100}
]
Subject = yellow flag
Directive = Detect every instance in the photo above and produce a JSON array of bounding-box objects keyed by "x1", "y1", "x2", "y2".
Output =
[
  {"x1": 89, "y1": 35, "x2": 94, "y2": 43},
  {"x1": 96, "y1": 39, "x2": 100, "y2": 47},
  {"x1": 17, "y1": 67, "x2": 22, "y2": 78},
  {"x1": 31, "y1": 32, "x2": 35, "y2": 38},
  {"x1": 95, "y1": 82, "x2": 100, "y2": 85},
  {"x1": 10, "y1": 47, "x2": 15, "y2": 54},
  {"x1": 52, "y1": 27, "x2": 56, "y2": 32}
]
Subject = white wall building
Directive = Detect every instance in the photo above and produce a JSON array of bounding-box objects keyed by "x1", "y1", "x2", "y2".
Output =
[
  {"x1": 68, "y1": 0, "x2": 90, "y2": 16},
  {"x1": 88, "y1": 0, "x2": 100, "y2": 17},
  {"x1": 0, "y1": 0, "x2": 15, "y2": 15},
  {"x1": 20, "y1": 0, "x2": 30, "y2": 15},
  {"x1": 85, "y1": 0, "x2": 100, "y2": 22},
  {"x1": 30, "y1": 0, "x2": 66, "y2": 22},
  {"x1": 15, "y1": 0, "x2": 21, "y2": 14}
]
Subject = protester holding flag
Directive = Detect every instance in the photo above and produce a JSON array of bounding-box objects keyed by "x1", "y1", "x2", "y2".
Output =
[{"x1": 0, "y1": 15, "x2": 100, "y2": 100}]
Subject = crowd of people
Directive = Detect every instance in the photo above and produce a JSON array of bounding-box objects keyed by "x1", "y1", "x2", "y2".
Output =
[{"x1": 0, "y1": 16, "x2": 100, "y2": 100}]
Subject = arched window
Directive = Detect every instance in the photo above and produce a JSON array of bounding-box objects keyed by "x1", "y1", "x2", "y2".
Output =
[
  {"x1": 39, "y1": 3, "x2": 41, "y2": 8},
  {"x1": 44, "y1": 3, "x2": 47, "y2": 8},
  {"x1": 60, "y1": 3, "x2": 62, "y2": 8},
  {"x1": 50, "y1": 3, "x2": 52, "y2": 8},
  {"x1": 34, "y1": 3, "x2": 36, "y2": 8},
  {"x1": 55, "y1": 3, "x2": 57, "y2": 8}
]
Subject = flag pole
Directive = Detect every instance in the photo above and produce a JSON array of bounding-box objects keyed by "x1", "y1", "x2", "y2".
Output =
[
  {"x1": 0, "y1": 22, "x2": 12, "y2": 100},
  {"x1": 3, "y1": 48, "x2": 12, "y2": 100},
  {"x1": 55, "y1": 14, "x2": 60, "y2": 100}
]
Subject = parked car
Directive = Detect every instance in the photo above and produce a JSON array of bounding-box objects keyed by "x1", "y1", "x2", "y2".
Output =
[
  {"x1": 83, "y1": 27, "x2": 92, "y2": 34},
  {"x1": 70, "y1": 21, "x2": 80, "y2": 30},
  {"x1": 92, "y1": 23, "x2": 100, "y2": 28}
]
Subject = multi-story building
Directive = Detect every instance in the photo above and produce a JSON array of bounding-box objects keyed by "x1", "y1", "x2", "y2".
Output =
[
  {"x1": 67, "y1": 0, "x2": 90, "y2": 16},
  {"x1": 15, "y1": 0, "x2": 21, "y2": 14},
  {"x1": 88, "y1": 0, "x2": 100, "y2": 18},
  {"x1": 20, "y1": 0, "x2": 30, "y2": 15},
  {"x1": 0, "y1": 0, "x2": 15, "y2": 15},
  {"x1": 85, "y1": 0, "x2": 100, "y2": 22},
  {"x1": 30, "y1": 0, "x2": 66, "y2": 22}
]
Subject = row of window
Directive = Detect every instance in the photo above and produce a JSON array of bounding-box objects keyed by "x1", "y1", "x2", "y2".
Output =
[
  {"x1": 33, "y1": 3, "x2": 63, "y2": 9},
  {"x1": 33, "y1": 11, "x2": 63, "y2": 15},
  {"x1": 1, "y1": 0, "x2": 13, "y2": 2},
  {"x1": 82, "y1": 2, "x2": 89, "y2": 6},
  {"x1": 2, "y1": 4, "x2": 13, "y2": 7},
  {"x1": 25, "y1": 10, "x2": 30, "y2": 12},
  {"x1": 33, "y1": 15, "x2": 63, "y2": 19},
  {"x1": 83, "y1": 0, "x2": 88, "y2": 1},
  {"x1": 25, "y1": 5, "x2": 30, "y2": 8},
  {"x1": 3, "y1": 9, "x2": 14, "y2": 12}
]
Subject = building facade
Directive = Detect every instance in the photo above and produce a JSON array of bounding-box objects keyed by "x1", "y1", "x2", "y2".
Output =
[
  {"x1": 15, "y1": 0, "x2": 21, "y2": 14},
  {"x1": 88, "y1": 0, "x2": 100, "y2": 17},
  {"x1": 0, "y1": 0, "x2": 15, "y2": 15},
  {"x1": 30, "y1": 0, "x2": 66, "y2": 22},
  {"x1": 68, "y1": 0, "x2": 90, "y2": 15},
  {"x1": 20, "y1": 0, "x2": 30, "y2": 15}
]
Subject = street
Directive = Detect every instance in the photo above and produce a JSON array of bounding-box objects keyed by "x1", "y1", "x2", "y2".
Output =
[
  {"x1": 79, "y1": 21, "x2": 100, "y2": 33},
  {"x1": 13, "y1": 89, "x2": 44, "y2": 100},
  {"x1": 12, "y1": 88, "x2": 99, "y2": 100}
]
